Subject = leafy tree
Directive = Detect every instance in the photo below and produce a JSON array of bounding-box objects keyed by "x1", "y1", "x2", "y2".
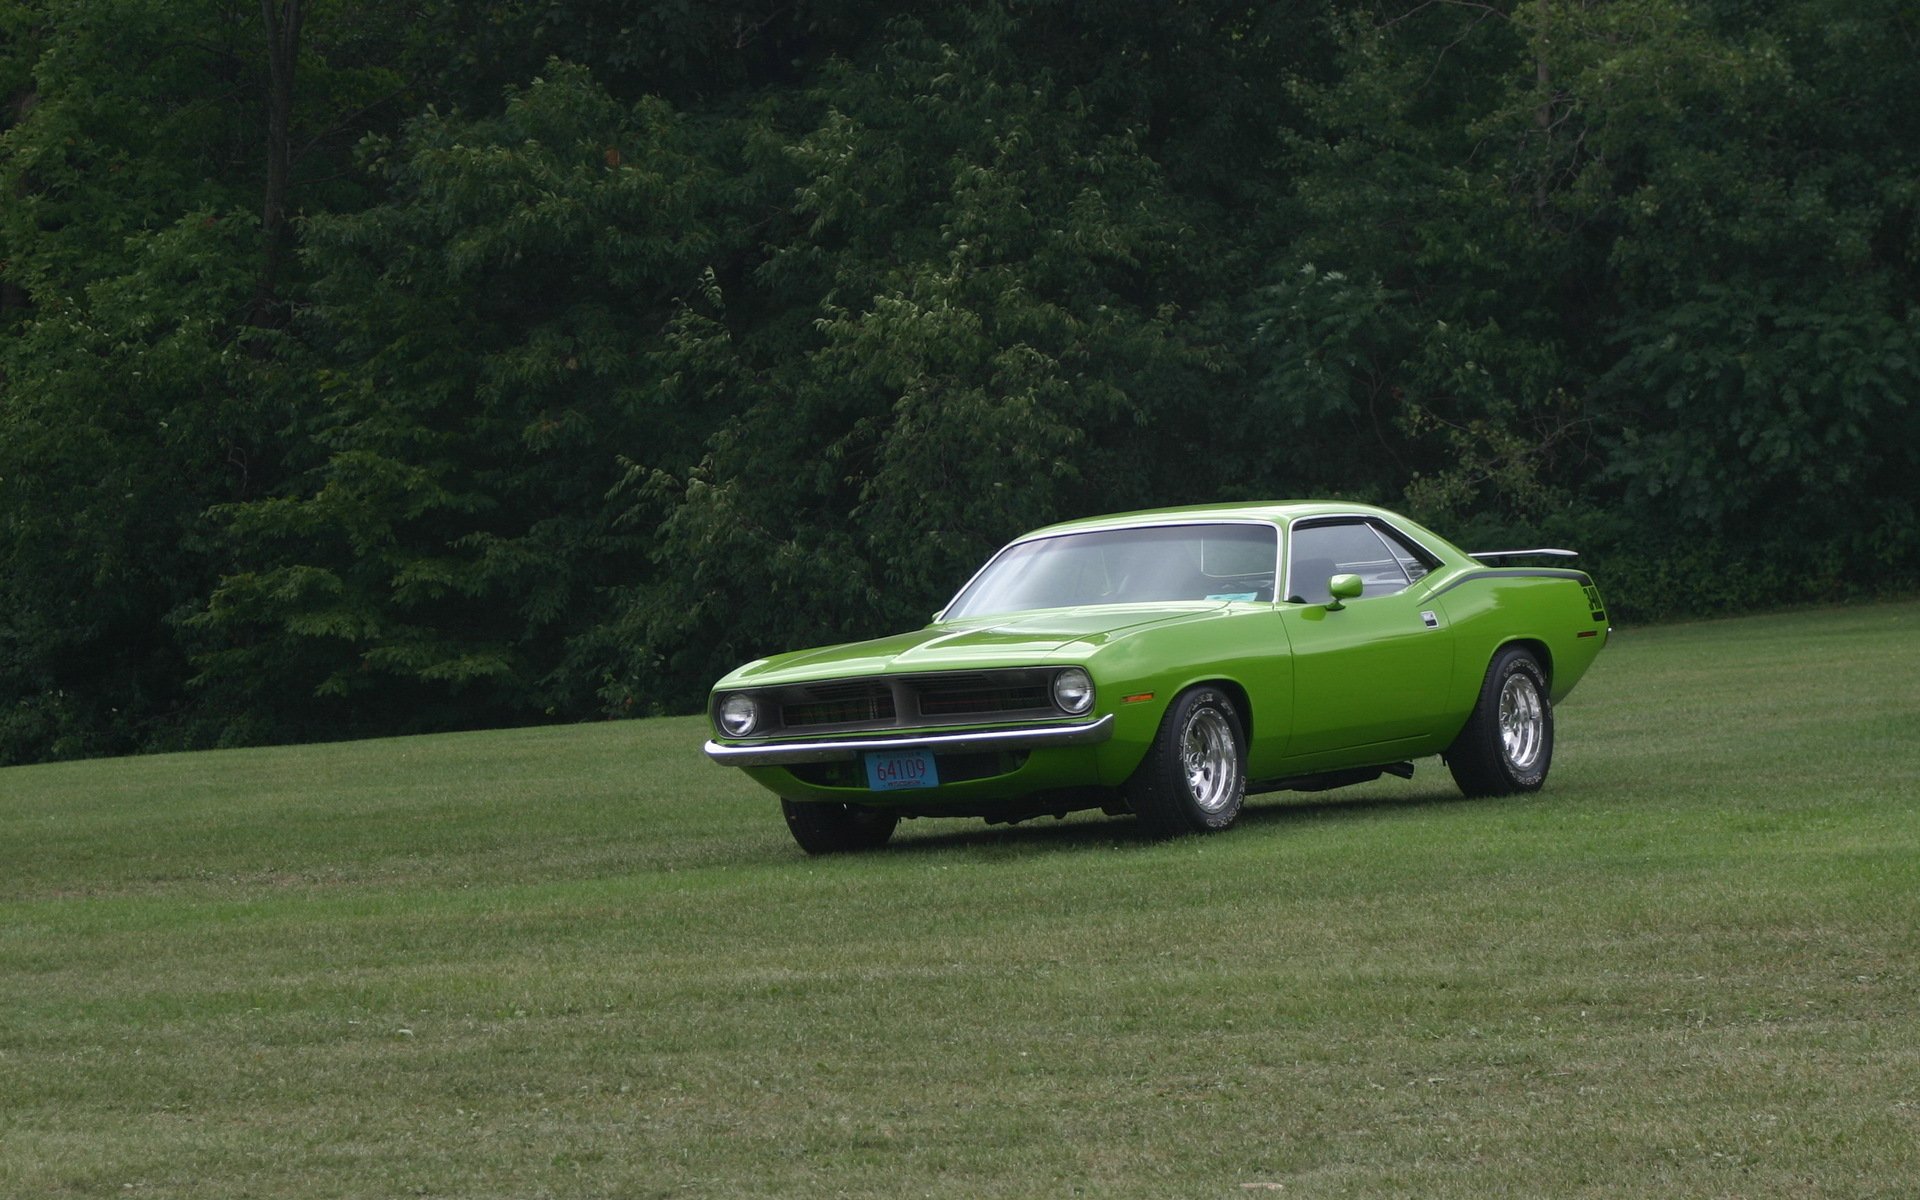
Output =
[
  {"x1": 1, "y1": 0, "x2": 422, "y2": 760},
  {"x1": 1559, "y1": 0, "x2": 1920, "y2": 569},
  {"x1": 1258, "y1": 0, "x2": 1919, "y2": 591},
  {"x1": 0, "y1": 212, "x2": 275, "y2": 759},
  {"x1": 409, "y1": 0, "x2": 900, "y2": 111},
  {"x1": 622, "y1": 11, "x2": 1252, "y2": 706},
  {"x1": 1251, "y1": 0, "x2": 1597, "y2": 525},
  {"x1": 191, "y1": 64, "x2": 759, "y2": 737},
  {"x1": 4, "y1": 0, "x2": 1917, "y2": 763}
]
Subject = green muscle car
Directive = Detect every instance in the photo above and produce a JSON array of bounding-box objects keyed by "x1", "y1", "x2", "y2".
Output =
[{"x1": 704, "y1": 502, "x2": 1610, "y2": 854}]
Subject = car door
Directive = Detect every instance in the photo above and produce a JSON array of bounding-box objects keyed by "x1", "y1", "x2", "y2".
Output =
[{"x1": 1278, "y1": 517, "x2": 1457, "y2": 763}]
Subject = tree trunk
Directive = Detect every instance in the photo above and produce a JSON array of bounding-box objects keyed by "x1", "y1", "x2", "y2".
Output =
[{"x1": 251, "y1": 0, "x2": 304, "y2": 329}]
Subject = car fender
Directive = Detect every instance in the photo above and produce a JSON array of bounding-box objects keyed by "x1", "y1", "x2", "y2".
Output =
[{"x1": 1082, "y1": 603, "x2": 1293, "y2": 786}]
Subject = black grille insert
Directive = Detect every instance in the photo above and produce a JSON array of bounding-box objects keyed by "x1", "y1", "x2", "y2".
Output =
[
  {"x1": 916, "y1": 675, "x2": 1052, "y2": 718},
  {"x1": 782, "y1": 682, "x2": 896, "y2": 728}
]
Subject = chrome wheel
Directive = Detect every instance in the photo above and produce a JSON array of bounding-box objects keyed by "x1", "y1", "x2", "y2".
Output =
[
  {"x1": 1448, "y1": 649, "x2": 1552, "y2": 798},
  {"x1": 1498, "y1": 672, "x2": 1545, "y2": 771},
  {"x1": 1181, "y1": 705, "x2": 1240, "y2": 814}
]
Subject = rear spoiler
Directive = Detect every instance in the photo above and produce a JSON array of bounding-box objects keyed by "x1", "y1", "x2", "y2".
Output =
[{"x1": 1469, "y1": 548, "x2": 1579, "y2": 563}]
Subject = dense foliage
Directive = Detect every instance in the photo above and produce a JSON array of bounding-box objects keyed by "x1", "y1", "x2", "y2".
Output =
[{"x1": 3, "y1": 0, "x2": 1915, "y2": 763}]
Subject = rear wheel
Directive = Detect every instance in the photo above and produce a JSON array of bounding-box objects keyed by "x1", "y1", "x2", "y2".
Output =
[
  {"x1": 1446, "y1": 648, "x2": 1553, "y2": 797},
  {"x1": 780, "y1": 799, "x2": 899, "y2": 855},
  {"x1": 1127, "y1": 686, "x2": 1247, "y2": 838}
]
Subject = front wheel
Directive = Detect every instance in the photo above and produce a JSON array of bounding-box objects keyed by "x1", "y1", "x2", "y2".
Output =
[
  {"x1": 780, "y1": 799, "x2": 899, "y2": 855},
  {"x1": 1127, "y1": 687, "x2": 1247, "y2": 838},
  {"x1": 1445, "y1": 648, "x2": 1553, "y2": 797}
]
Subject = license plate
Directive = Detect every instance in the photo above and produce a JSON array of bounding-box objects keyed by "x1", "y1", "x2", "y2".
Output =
[{"x1": 864, "y1": 749, "x2": 939, "y2": 791}]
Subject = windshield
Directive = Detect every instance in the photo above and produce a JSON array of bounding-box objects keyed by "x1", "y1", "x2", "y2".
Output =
[{"x1": 943, "y1": 523, "x2": 1279, "y2": 619}]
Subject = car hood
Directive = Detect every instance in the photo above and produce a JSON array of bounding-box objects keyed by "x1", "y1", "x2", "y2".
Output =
[{"x1": 718, "y1": 603, "x2": 1223, "y2": 688}]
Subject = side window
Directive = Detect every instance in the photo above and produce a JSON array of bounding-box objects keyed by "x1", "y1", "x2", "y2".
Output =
[
  {"x1": 1286, "y1": 520, "x2": 1412, "y2": 603},
  {"x1": 1373, "y1": 521, "x2": 1438, "y2": 583}
]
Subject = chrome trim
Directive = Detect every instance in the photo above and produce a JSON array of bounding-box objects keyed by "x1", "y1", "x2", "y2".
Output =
[
  {"x1": 705, "y1": 713, "x2": 1117, "y2": 767},
  {"x1": 1290, "y1": 510, "x2": 1449, "y2": 553}
]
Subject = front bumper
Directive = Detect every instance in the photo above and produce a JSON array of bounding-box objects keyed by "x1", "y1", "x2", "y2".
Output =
[{"x1": 704, "y1": 714, "x2": 1117, "y2": 767}]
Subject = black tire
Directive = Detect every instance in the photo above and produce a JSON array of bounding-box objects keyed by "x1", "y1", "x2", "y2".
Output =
[
  {"x1": 1445, "y1": 647, "x2": 1553, "y2": 798},
  {"x1": 1126, "y1": 686, "x2": 1247, "y2": 838},
  {"x1": 780, "y1": 799, "x2": 900, "y2": 855}
]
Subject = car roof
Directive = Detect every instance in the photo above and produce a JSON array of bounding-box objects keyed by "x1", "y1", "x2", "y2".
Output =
[{"x1": 1021, "y1": 500, "x2": 1401, "y2": 539}]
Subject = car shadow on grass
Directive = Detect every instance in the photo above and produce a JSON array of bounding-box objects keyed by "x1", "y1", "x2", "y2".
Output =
[
  {"x1": 1240, "y1": 784, "x2": 1488, "y2": 828},
  {"x1": 881, "y1": 782, "x2": 1486, "y2": 858}
]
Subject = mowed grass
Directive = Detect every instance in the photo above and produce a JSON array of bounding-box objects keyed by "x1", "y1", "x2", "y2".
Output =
[{"x1": 3, "y1": 603, "x2": 1918, "y2": 1198}]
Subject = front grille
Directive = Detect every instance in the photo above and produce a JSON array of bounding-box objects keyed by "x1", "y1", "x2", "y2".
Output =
[
  {"x1": 782, "y1": 681, "x2": 896, "y2": 728},
  {"x1": 747, "y1": 669, "x2": 1068, "y2": 735},
  {"x1": 916, "y1": 675, "x2": 1052, "y2": 718}
]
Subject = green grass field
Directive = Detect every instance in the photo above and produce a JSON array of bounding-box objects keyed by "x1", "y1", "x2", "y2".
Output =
[{"x1": 4, "y1": 602, "x2": 1918, "y2": 1198}]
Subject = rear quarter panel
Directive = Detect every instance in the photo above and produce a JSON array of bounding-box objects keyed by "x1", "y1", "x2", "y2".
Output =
[{"x1": 1425, "y1": 569, "x2": 1609, "y2": 716}]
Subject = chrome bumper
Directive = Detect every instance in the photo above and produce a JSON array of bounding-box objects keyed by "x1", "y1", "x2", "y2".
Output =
[{"x1": 704, "y1": 714, "x2": 1116, "y2": 767}]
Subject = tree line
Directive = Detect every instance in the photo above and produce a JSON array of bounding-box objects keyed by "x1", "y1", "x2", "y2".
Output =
[{"x1": 2, "y1": 0, "x2": 1915, "y2": 765}]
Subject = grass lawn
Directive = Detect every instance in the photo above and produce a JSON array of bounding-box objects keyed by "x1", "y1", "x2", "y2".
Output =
[{"x1": 3, "y1": 601, "x2": 1918, "y2": 1198}]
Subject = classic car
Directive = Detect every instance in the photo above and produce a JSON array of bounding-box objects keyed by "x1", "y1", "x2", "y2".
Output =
[{"x1": 704, "y1": 501, "x2": 1609, "y2": 854}]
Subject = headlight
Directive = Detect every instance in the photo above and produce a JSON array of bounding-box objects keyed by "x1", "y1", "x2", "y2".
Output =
[
  {"x1": 717, "y1": 694, "x2": 760, "y2": 736},
  {"x1": 1051, "y1": 668, "x2": 1094, "y2": 715}
]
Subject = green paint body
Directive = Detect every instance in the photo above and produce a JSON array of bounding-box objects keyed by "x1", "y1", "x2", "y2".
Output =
[{"x1": 707, "y1": 502, "x2": 1608, "y2": 811}]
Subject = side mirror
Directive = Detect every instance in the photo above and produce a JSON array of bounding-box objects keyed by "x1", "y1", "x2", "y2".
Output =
[{"x1": 1325, "y1": 573, "x2": 1364, "y2": 611}]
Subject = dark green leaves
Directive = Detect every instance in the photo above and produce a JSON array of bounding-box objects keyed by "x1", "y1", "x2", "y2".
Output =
[{"x1": 3, "y1": 0, "x2": 1916, "y2": 761}]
